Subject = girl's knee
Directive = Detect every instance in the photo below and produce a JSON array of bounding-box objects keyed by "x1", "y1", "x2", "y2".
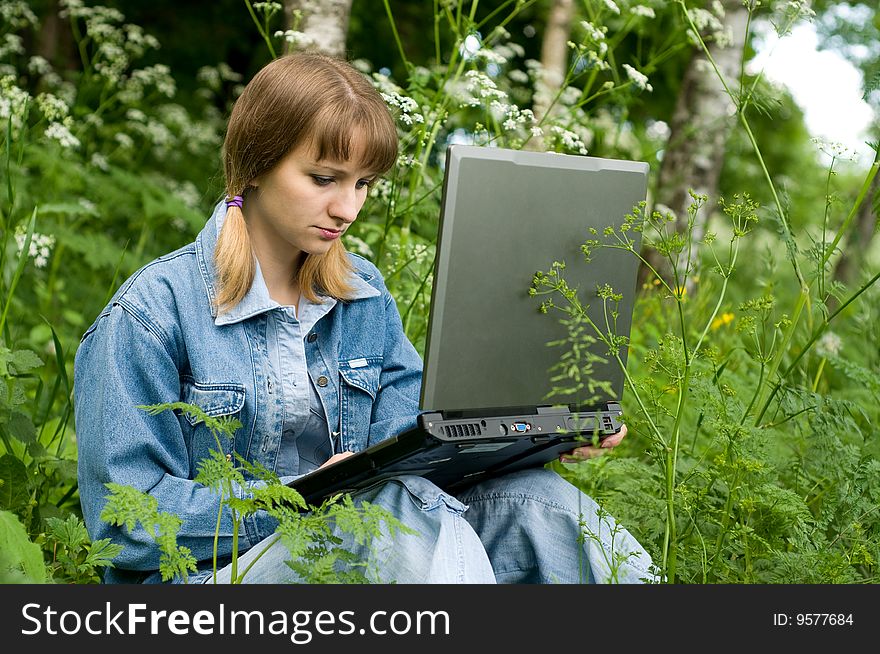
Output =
[{"x1": 459, "y1": 467, "x2": 594, "y2": 514}]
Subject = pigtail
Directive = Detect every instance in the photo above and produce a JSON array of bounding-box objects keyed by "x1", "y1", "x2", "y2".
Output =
[
  {"x1": 213, "y1": 194, "x2": 256, "y2": 313},
  {"x1": 298, "y1": 239, "x2": 355, "y2": 304}
]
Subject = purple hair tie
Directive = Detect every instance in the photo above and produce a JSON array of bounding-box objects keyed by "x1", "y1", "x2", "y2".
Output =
[{"x1": 225, "y1": 195, "x2": 243, "y2": 209}]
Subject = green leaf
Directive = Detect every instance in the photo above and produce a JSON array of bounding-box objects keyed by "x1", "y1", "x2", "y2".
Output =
[
  {"x1": 84, "y1": 538, "x2": 124, "y2": 569},
  {"x1": 7, "y1": 411, "x2": 36, "y2": 443},
  {"x1": 0, "y1": 454, "x2": 30, "y2": 512},
  {"x1": 7, "y1": 349, "x2": 43, "y2": 375},
  {"x1": 45, "y1": 514, "x2": 89, "y2": 551},
  {"x1": 0, "y1": 509, "x2": 46, "y2": 583}
]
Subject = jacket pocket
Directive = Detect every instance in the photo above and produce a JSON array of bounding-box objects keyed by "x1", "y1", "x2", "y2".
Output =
[
  {"x1": 179, "y1": 379, "x2": 246, "y2": 470},
  {"x1": 338, "y1": 357, "x2": 381, "y2": 451},
  {"x1": 180, "y1": 380, "x2": 246, "y2": 427}
]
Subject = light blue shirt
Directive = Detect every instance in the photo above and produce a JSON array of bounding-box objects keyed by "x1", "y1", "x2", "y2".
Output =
[{"x1": 214, "y1": 241, "x2": 338, "y2": 476}]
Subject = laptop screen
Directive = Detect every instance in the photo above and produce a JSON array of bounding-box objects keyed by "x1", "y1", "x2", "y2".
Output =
[{"x1": 420, "y1": 145, "x2": 648, "y2": 413}]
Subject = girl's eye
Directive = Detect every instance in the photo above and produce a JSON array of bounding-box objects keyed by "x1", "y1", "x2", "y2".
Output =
[
  {"x1": 356, "y1": 178, "x2": 375, "y2": 190},
  {"x1": 311, "y1": 175, "x2": 333, "y2": 186}
]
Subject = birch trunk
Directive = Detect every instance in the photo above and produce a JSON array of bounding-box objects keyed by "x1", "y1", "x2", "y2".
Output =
[
  {"x1": 533, "y1": 0, "x2": 574, "y2": 125},
  {"x1": 641, "y1": 0, "x2": 749, "y2": 289},
  {"x1": 829, "y1": 170, "x2": 879, "y2": 306},
  {"x1": 284, "y1": 0, "x2": 353, "y2": 58}
]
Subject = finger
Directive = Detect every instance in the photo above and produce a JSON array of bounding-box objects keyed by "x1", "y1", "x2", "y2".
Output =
[
  {"x1": 559, "y1": 446, "x2": 604, "y2": 463},
  {"x1": 601, "y1": 424, "x2": 628, "y2": 448},
  {"x1": 601, "y1": 433, "x2": 624, "y2": 448}
]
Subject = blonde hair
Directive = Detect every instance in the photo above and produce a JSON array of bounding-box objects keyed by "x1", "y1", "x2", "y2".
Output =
[{"x1": 215, "y1": 52, "x2": 398, "y2": 312}]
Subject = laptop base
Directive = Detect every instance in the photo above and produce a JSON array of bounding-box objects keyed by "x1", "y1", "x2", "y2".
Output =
[{"x1": 289, "y1": 402, "x2": 623, "y2": 507}]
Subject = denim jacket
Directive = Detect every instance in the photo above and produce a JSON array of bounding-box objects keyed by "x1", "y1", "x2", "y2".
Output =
[{"x1": 73, "y1": 201, "x2": 423, "y2": 583}]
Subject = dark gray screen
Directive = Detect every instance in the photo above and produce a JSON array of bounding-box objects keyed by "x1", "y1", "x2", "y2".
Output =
[{"x1": 421, "y1": 145, "x2": 648, "y2": 412}]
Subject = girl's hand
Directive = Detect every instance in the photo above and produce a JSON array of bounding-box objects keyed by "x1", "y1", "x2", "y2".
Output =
[
  {"x1": 319, "y1": 451, "x2": 356, "y2": 469},
  {"x1": 558, "y1": 424, "x2": 628, "y2": 463}
]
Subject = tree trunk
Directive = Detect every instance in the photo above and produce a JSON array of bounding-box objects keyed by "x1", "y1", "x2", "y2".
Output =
[
  {"x1": 829, "y1": 170, "x2": 879, "y2": 304},
  {"x1": 284, "y1": 0, "x2": 352, "y2": 58},
  {"x1": 640, "y1": 0, "x2": 749, "y2": 290},
  {"x1": 532, "y1": 0, "x2": 574, "y2": 126},
  {"x1": 35, "y1": 1, "x2": 76, "y2": 74}
]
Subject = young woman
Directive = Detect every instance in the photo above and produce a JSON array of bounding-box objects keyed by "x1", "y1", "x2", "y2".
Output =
[{"x1": 74, "y1": 51, "x2": 654, "y2": 584}]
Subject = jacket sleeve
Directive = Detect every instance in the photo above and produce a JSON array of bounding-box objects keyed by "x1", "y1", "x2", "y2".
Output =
[
  {"x1": 74, "y1": 302, "x2": 280, "y2": 577},
  {"x1": 367, "y1": 288, "x2": 424, "y2": 445}
]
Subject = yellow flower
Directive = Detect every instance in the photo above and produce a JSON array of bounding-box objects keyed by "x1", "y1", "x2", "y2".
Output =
[{"x1": 711, "y1": 312, "x2": 735, "y2": 330}]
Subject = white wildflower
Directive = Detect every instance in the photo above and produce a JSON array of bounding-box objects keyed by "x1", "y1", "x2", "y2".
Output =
[
  {"x1": 811, "y1": 137, "x2": 858, "y2": 162},
  {"x1": 344, "y1": 235, "x2": 373, "y2": 258},
  {"x1": 549, "y1": 125, "x2": 588, "y2": 155},
  {"x1": 494, "y1": 42, "x2": 525, "y2": 61},
  {"x1": 380, "y1": 90, "x2": 424, "y2": 127},
  {"x1": 44, "y1": 121, "x2": 80, "y2": 149},
  {"x1": 90, "y1": 152, "x2": 110, "y2": 171},
  {"x1": 27, "y1": 56, "x2": 52, "y2": 77},
  {"x1": 114, "y1": 132, "x2": 134, "y2": 149},
  {"x1": 580, "y1": 21, "x2": 606, "y2": 43},
  {"x1": 15, "y1": 228, "x2": 56, "y2": 269},
  {"x1": 122, "y1": 24, "x2": 160, "y2": 58},
  {"x1": 689, "y1": 8, "x2": 723, "y2": 32},
  {"x1": 36, "y1": 93, "x2": 69, "y2": 122},
  {"x1": 144, "y1": 119, "x2": 172, "y2": 147},
  {"x1": 1, "y1": 1, "x2": 38, "y2": 29},
  {"x1": 170, "y1": 180, "x2": 201, "y2": 209},
  {"x1": 602, "y1": 0, "x2": 621, "y2": 15},
  {"x1": 0, "y1": 34, "x2": 24, "y2": 59},
  {"x1": 131, "y1": 64, "x2": 177, "y2": 98},
  {"x1": 816, "y1": 331, "x2": 842, "y2": 357},
  {"x1": 0, "y1": 77, "x2": 32, "y2": 131},
  {"x1": 508, "y1": 69, "x2": 529, "y2": 84},
  {"x1": 94, "y1": 42, "x2": 129, "y2": 83},
  {"x1": 253, "y1": 2, "x2": 282, "y2": 16},
  {"x1": 369, "y1": 177, "x2": 392, "y2": 201},
  {"x1": 274, "y1": 29, "x2": 317, "y2": 49},
  {"x1": 463, "y1": 69, "x2": 507, "y2": 106},
  {"x1": 623, "y1": 64, "x2": 653, "y2": 92},
  {"x1": 560, "y1": 86, "x2": 581, "y2": 105},
  {"x1": 474, "y1": 48, "x2": 507, "y2": 65},
  {"x1": 646, "y1": 120, "x2": 671, "y2": 141},
  {"x1": 782, "y1": 0, "x2": 815, "y2": 22},
  {"x1": 714, "y1": 26, "x2": 735, "y2": 48},
  {"x1": 630, "y1": 6, "x2": 655, "y2": 19}
]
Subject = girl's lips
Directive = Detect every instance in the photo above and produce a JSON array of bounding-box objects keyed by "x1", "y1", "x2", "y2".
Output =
[{"x1": 316, "y1": 226, "x2": 343, "y2": 240}]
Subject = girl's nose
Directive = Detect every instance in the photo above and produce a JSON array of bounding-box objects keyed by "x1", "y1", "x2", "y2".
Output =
[{"x1": 328, "y1": 186, "x2": 361, "y2": 223}]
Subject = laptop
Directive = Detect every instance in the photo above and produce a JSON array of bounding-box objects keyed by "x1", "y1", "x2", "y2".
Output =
[{"x1": 290, "y1": 144, "x2": 648, "y2": 506}]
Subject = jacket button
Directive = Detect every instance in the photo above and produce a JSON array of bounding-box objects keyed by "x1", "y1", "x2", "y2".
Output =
[
  {"x1": 317, "y1": 375, "x2": 329, "y2": 387},
  {"x1": 307, "y1": 333, "x2": 317, "y2": 343}
]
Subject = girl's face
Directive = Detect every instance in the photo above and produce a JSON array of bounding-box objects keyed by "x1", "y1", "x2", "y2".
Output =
[{"x1": 245, "y1": 132, "x2": 377, "y2": 267}]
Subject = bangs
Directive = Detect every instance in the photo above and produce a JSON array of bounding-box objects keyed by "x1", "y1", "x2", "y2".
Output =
[{"x1": 308, "y1": 100, "x2": 398, "y2": 174}]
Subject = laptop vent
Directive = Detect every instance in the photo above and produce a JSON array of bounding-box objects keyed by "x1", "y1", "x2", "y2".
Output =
[{"x1": 443, "y1": 422, "x2": 484, "y2": 438}]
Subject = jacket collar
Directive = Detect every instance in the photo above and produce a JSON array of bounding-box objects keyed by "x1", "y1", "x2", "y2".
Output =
[{"x1": 195, "y1": 200, "x2": 380, "y2": 326}]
